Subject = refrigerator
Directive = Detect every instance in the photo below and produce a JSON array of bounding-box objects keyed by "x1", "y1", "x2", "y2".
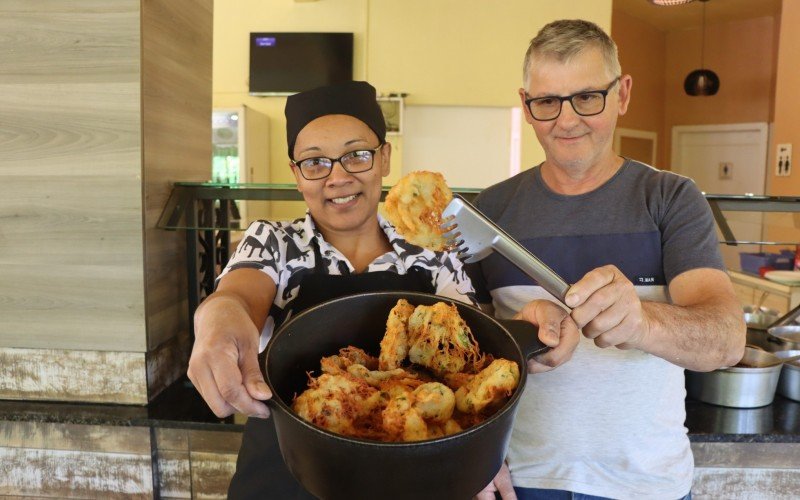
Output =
[{"x1": 212, "y1": 105, "x2": 271, "y2": 225}]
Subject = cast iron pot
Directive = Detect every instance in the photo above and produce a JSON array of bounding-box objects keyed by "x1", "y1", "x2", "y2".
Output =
[{"x1": 264, "y1": 291, "x2": 549, "y2": 500}]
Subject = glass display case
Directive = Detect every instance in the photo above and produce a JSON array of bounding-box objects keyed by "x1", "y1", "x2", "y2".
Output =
[
  {"x1": 158, "y1": 187, "x2": 800, "y2": 332},
  {"x1": 158, "y1": 183, "x2": 481, "y2": 333}
]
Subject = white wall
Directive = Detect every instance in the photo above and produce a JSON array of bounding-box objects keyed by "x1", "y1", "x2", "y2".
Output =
[{"x1": 401, "y1": 105, "x2": 521, "y2": 189}]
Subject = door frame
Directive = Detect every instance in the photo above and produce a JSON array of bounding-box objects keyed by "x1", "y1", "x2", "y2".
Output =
[
  {"x1": 670, "y1": 122, "x2": 769, "y2": 194},
  {"x1": 613, "y1": 127, "x2": 658, "y2": 165}
]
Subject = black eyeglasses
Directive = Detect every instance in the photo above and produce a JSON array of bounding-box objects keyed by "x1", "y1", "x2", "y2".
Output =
[
  {"x1": 524, "y1": 77, "x2": 620, "y2": 121},
  {"x1": 291, "y1": 143, "x2": 385, "y2": 180}
]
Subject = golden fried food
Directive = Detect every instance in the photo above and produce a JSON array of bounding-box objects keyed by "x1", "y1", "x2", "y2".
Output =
[
  {"x1": 455, "y1": 359, "x2": 520, "y2": 414},
  {"x1": 413, "y1": 382, "x2": 455, "y2": 424},
  {"x1": 346, "y1": 363, "x2": 420, "y2": 388},
  {"x1": 379, "y1": 299, "x2": 416, "y2": 370},
  {"x1": 339, "y1": 346, "x2": 379, "y2": 370},
  {"x1": 427, "y1": 419, "x2": 463, "y2": 439},
  {"x1": 320, "y1": 346, "x2": 379, "y2": 375},
  {"x1": 293, "y1": 300, "x2": 519, "y2": 442},
  {"x1": 384, "y1": 171, "x2": 453, "y2": 251},
  {"x1": 294, "y1": 373, "x2": 382, "y2": 437},
  {"x1": 407, "y1": 302, "x2": 483, "y2": 376},
  {"x1": 442, "y1": 372, "x2": 475, "y2": 391},
  {"x1": 381, "y1": 385, "x2": 429, "y2": 442}
]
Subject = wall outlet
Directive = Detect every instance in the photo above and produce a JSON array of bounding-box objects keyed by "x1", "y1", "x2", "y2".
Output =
[
  {"x1": 777, "y1": 143, "x2": 792, "y2": 176},
  {"x1": 718, "y1": 161, "x2": 733, "y2": 180}
]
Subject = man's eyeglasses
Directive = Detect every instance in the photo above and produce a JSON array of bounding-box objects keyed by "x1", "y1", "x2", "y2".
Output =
[
  {"x1": 524, "y1": 77, "x2": 620, "y2": 121},
  {"x1": 291, "y1": 143, "x2": 385, "y2": 180}
]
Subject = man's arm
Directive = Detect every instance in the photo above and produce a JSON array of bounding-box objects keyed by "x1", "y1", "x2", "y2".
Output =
[{"x1": 566, "y1": 265, "x2": 745, "y2": 372}]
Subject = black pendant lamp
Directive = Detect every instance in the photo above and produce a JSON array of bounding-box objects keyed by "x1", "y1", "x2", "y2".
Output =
[{"x1": 684, "y1": 0, "x2": 720, "y2": 96}]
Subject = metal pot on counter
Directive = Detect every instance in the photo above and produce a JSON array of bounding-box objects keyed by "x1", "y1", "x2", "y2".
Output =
[
  {"x1": 686, "y1": 347, "x2": 782, "y2": 408},
  {"x1": 773, "y1": 349, "x2": 800, "y2": 402}
]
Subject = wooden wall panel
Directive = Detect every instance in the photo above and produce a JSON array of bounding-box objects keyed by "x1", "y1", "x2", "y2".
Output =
[
  {"x1": 155, "y1": 428, "x2": 241, "y2": 498},
  {"x1": 146, "y1": 329, "x2": 191, "y2": 400},
  {"x1": 0, "y1": 423, "x2": 243, "y2": 498},
  {"x1": 0, "y1": 1, "x2": 140, "y2": 85},
  {"x1": 0, "y1": 347, "x2": 147, "y2": 404},
  {"x1": 1, "y1": 448, "x2": 153, "y2": 498},
  {"x1": 141, "y1": 0, "x2": 214, "y2": 353},
  {"x1": 0, "y1": 421, "x2": 153, "y2": 498},
  {"x1": 692, "y1": 442, "x2": 800, "y2": 498},
  {"x1": 0, "y1": 0, "x2": 146, "y2": 352},
  {"x1": 693, "y1": 468, "x2": 800, "y2": 499}
]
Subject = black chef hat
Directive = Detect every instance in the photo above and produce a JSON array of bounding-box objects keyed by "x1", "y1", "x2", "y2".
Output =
[{"x1": 285, "y1": 81, "x2": 386, "y2": 158}]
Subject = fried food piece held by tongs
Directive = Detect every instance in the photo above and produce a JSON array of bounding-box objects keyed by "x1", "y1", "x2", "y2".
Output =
[{"x1": 384, "y1": 171, "x2": 453, "y2": 251}]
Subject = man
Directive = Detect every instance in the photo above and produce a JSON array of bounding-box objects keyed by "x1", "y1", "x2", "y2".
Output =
[{"x1": 472, "y1": 19, "x2": 745, "y2": 500}]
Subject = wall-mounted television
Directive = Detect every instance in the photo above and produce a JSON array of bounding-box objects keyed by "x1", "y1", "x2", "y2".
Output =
[{"x1": 249, "y1": 32, "x2": 354, "y2": 96}]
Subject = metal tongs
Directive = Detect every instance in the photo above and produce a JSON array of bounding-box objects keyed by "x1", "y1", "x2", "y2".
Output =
[{"x1": 440, "y1": 194, "x2": 571, "y2": 307}]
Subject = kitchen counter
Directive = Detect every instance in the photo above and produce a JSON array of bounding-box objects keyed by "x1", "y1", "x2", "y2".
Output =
[
  {"x1": 686, "y1": 396, "x2": 800, "y2": 442},
  {"x1": 0, "y1": 377, "x2": 242, "y2": 432},
  {"x1": 4, "y1": 377, "x2": 800, "y2": 497}
]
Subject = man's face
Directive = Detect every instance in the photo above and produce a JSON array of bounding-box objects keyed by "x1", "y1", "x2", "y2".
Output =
[{"x1": 519, "y1": 47, "x2": 630, "y2": 173}]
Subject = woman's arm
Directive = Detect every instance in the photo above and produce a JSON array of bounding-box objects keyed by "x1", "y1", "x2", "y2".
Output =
[{"x1": 188, "y1": 268, "x2": 277, "y2": 418}]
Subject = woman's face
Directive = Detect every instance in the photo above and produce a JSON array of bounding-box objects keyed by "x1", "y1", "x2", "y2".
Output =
[{"x1": 291, "y1": 114, "x2": 391, "y2": 235}]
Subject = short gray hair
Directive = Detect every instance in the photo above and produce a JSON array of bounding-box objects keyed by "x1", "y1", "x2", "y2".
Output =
[{"x1": 522, "y1": 19, "x2": 621, "y2": 89}]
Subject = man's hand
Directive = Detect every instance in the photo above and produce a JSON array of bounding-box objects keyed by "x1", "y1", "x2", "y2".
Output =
[
  {"x1": 474, "y1": 462, "x2": 516, "y2": 500},
  {"x1": 564, "y1": 264, "x2": 649, "y2": 350},
  {"x1": 514, "y1": 300, "x2": 579, "y2": 373},
  {"x1": 188, "y1": 294, "x2": 272, "y2": 419}
]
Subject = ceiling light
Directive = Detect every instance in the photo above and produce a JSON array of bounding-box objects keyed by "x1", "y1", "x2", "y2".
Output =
[
  {"x1": 684, "y1": 0, "x2": 719, "y2": 96},
  {"x1": 648, "y1": 0, "x2": 695, "y2": 5}
]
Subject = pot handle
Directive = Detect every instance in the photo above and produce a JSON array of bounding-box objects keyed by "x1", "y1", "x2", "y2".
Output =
[{"x1": 497, "y1": 318, "x2": 551, "y2": 360}]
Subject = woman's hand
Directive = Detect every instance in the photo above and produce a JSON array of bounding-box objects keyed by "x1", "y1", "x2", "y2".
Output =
[
  {"x1": 187, "y1": 298, "x2": 272, "y2": 418},
  {"x1": 514, "y1": 299, "x2": 580, "y2": 374},
  {"x1": 188, "y1": 270, "x2": 277, "y2": 418}
]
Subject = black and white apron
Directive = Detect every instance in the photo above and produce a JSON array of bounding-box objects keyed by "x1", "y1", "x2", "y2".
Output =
[{"x1": 227, "y1": 241, "x2": 435, "y2": 499}]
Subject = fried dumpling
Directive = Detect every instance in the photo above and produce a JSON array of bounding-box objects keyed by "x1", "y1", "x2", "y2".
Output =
[{"x1": 384, "y1": 171, "x2": 452, "y2": 251}]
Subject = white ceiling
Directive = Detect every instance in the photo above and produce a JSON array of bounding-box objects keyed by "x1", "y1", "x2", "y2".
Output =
[{"x1": 613, "y1": 0, "x2": 781, "y2": 32}]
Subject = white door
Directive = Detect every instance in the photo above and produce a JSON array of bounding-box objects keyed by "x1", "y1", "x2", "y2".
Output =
[{"x1": 671, "y1": 123, "x2": 769, "y2": 271}]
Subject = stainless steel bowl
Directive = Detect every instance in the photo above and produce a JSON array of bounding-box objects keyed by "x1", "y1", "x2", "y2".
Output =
[
  {"x1": 686, "y1": 347, "x2": 782, "y2": 408},
  {"x1": 774, "y1": 350, "x2": 800, "y2": 402},
  {"x1": 743, "y1": 305, "x2": 780, "y2": 330},
  {"x1": 766, "y1": 325, "x2": 800, "y2": 351}
]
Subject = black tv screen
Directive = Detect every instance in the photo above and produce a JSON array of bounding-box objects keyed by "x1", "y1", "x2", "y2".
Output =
[{"x1": 249, "y1": 32, "x2": 354, "y2": 95}]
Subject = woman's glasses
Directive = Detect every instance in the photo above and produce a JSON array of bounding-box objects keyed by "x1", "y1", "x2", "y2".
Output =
[{"x1": 292, "y1": 143, "x2": 385, "y2": 180}]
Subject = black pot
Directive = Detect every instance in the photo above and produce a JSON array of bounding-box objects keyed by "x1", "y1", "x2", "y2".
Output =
[{"x1": 264, "y1": 291, "x2": 548, "y2": 500}]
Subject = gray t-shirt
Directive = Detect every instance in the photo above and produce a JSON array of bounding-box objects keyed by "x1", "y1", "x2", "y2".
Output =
[{"x1": 468, "y1": 160, "x2": 723, "y2": 499}]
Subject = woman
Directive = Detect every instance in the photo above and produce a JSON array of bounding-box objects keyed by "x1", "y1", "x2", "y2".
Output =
[
  {"x1": 188, "y1": 81, "x2": 576, "y2": 499},
  {"x1": 188, "y1": 81, "x2": 476, "y2": 498}
]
